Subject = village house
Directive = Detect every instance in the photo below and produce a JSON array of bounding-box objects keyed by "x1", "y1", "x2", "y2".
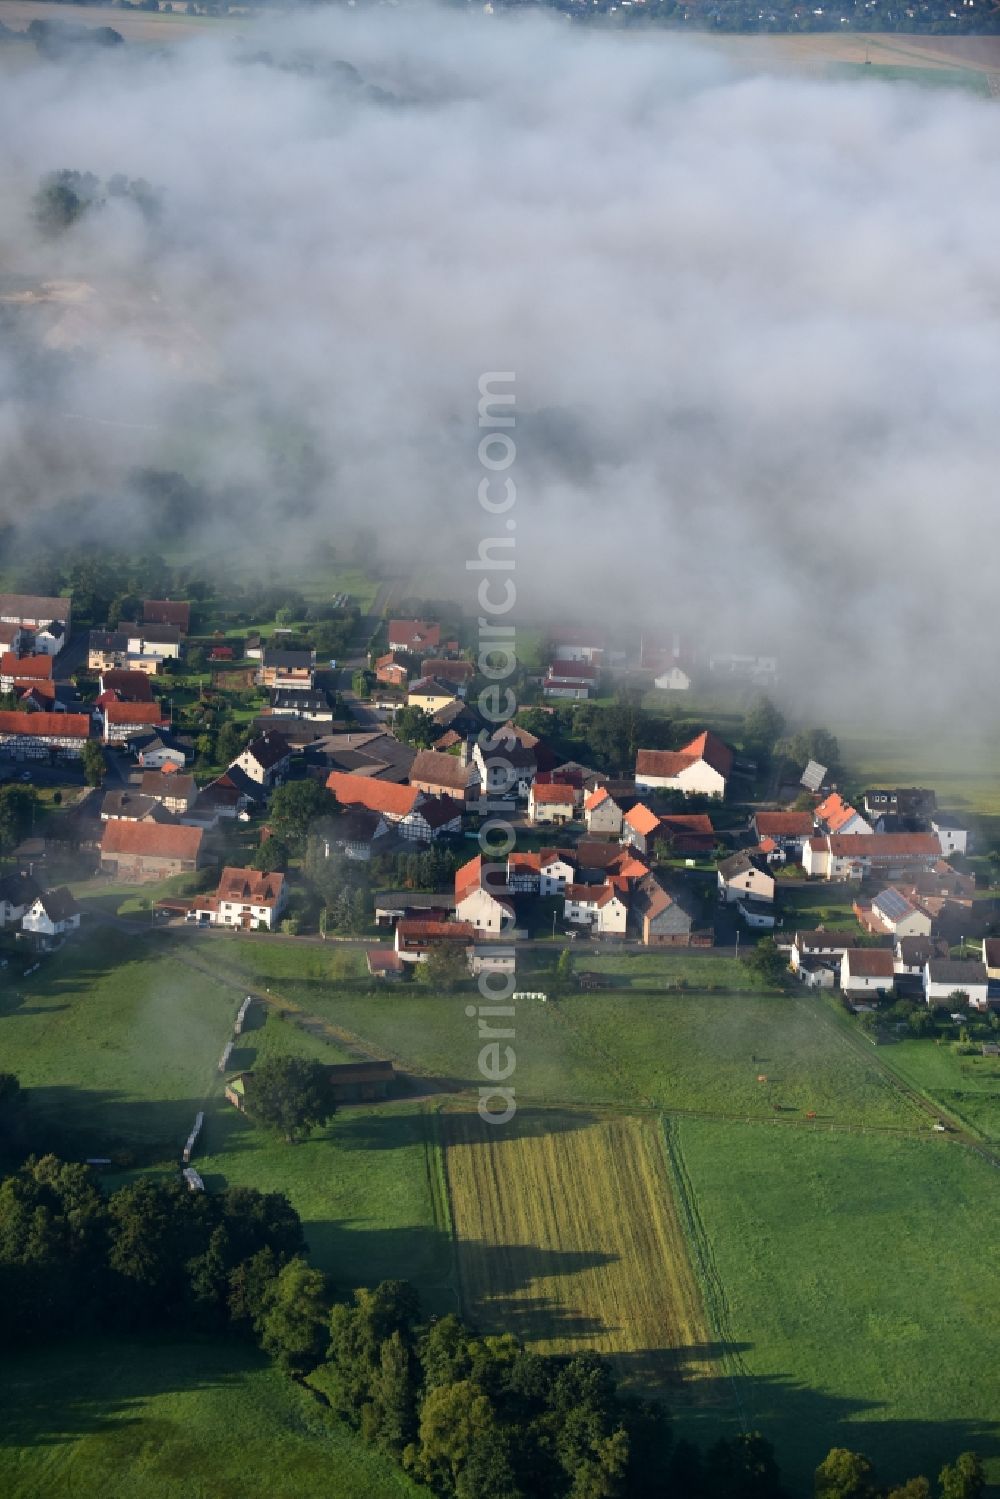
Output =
[
  {"x1": 103, "y1": 701, "x2": 169, "y2": 745},
  {"x1": 387, "y1": 619, "x2": 441, "y2": 654},
  {"x1": 100, "y1": 820, "x2": 205, "y2": 881},
  {"x1": 31, "y1": 621, "x2": 66, "y2": 656},
  {"x1": 455, "y1": 854, "x2": 515, "y2": 934},
  {"x1": 136, "y1": 730, "x2": 191, "y2": 769},
  {"x1": 126, "y1": 625, "x2": 182, "y2": 663},
  {"x1": 507, "y1": 852, "x2": 541, "y2": 893},
  {"x1": 861, "y1": 887, "x2": 933, "y2": 940},
  {"x1": 88, "y1": 632, "x2": 147, "y2": 674},
  {"x1": 140, "y1": 770, "x2": 197, "y2": 814},
  {"x1": 325, "y1": 771, "x2": 459, "y2": 842},
  {"x1": 803, "y1": 833, "x2": 941, "y2": 881},
  {"x1": 20, "y1": 887, "x2": 81, "y2": 947},
  {"x1": 814, "y1": 793, "x2": 872, "y2": 837},
  {"x1": 894, "y1": 935, "x2": 943, "y2": 976},
  {"x1": 257, "y1": 649, "x2": 316, "y2": 691},
  {"x1": 930, "y1": 816, "x2": 968, "y2": 858},
  {"x1": 635, "y1": 731, "x2": 733, "y2": 799},
  {"x1": 621, "y1": 803, "x2": 661, "y2": 855},
  {"x1": 653, "y1": 665, "x2": 692, "y2": 692},
  {"x1": 983, "y1": 939, "x2": 1000, "y2": 982},
  {"x1": 752, "y1": 810, "x2": 813, "y2": 855},
  {"x1": 232, "y1": 731, "x2": 293, "y2": 790},
  {"x1": 375, "y1": 653, "x2": 411, "y2": 690},
  {"x1": 633, "y1": 873, "x2": 695, "y2": 946},
  {"x1": 542, "y1": 660, "x2": 601, "y2": 700},
  {"x1": 100, "y1": 790, "x2": 172, "y2": 824},
  {"x1": 528, "y1": 781, "x2": 577, "y2": 826},
  {"x1": 717, "y1": 851, "x2": 775, "y2": 905},
  {"x1": 540, "y1": 850, "x2": 575, "y2": 897},
  {"x1": 472, "y1": 732, "x2": 538, "y2": 800},
  {"x1": 0, "y1": 711, "x2": 90, "y2": 760},
  {"x1": 143, "y1": 599, "x2": 191, "y2": 634},
  {"x1": 707, "y1": 651, "x2": 778, "y2": 685},
  {"x1": 268, "y1": 688, "x2": 333, "y2": 722},
  {"x1": 100, "y1": 670, "x2": 154, "y2": 703},
  {"x1": 549, "y1": 627, "x2": 605, "y2": 664},
  {"x1": 407, "y1": 678, "x2": 459, "y2": 715},
  {"x1": 563, "y1": 881, "x2": 629, "y2": 934},
  {"x1": 408, "y1": 746, "x2": 479, "y2": 804},
  {"x1": 420, "y1": 658, "x2": 474, "y2": 688},
  {"x1": 841, "y1": 948, "x2": 896, "y2": 1000},
  {"x1": 0, "y1": 623, "x2": 26, "y2": 653},
  {"x1": 193, "y1": 866, "x2": 288, "y2": 930},
  {"x1": 923, "y1": 959, "x2": 990, "y2": 1010},
  {"x1": 584, "y1": 786, "x2": 624, "y2": 838},
  {"x1": 0, "y1": 592, "x2": 73, "y2": 634},
  {"x1": 0, "y1": 872, "x2": 40, "y2": 929},
  {"x1": 469, "y1": 945, "x2": 516, "y2": 978},
  {"x1": 862, "y1": 787, "x2": 937, "y2": 823},
  {"x1": 789, "y1": 930, "x2": 863, "y2": 975},
  {"x1": 0, "y1": 653, "x2": 54, "y2": 692},
  {"x1": 394, "y1": 918, "x2": 476, "y2": 963}
]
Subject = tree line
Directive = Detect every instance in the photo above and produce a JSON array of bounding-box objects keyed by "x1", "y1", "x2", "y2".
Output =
[{"x1": 0, "y1": 1147, "x2": 986, "y2": 1499}]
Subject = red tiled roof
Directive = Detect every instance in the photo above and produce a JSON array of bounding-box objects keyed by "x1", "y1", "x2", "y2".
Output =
[
  {"x1": 843, "y1": 949, "x2": 895, "y2": 978},
  {"x1": 143, "y1": 599, "x2": 191, "y2": 631},
  {"x1": 396, "y1": 919, "x2": 474, "y2": 944},
  {"x1": 1, "y1": 652, "x2": 53, "y2": 681},
  {"x1": 754, "y1": 811, "x2": 813, "y2": 837},
  {"x1": 584, "y1": 786, "x2": 610, "y2": 811},
  {"x1": 0, "y1": 711, "x2": 89, "y2": 739},
  {"x1": 100, "y1": 670, "x2": 154, "y2": 702},
  {"x1": 388, "y1": 620, "x2": 440, "y2": 650},
  {"x1": 215, "y1": 865, "x2": 285, "y2": 907},
  {"x1": 636, "y1": 731, "x2": 733, "y2": 783},
  {"x1": 624, "y1": 803, "x2": 660, "y2": 836},
  {"x1": 104, "y1": 701, "x2": 166, "y2": 727},
  {"x1": 508, "y1": 852, "x2": 542, "y2": 872},
  {"x1": 828, "y1": 833, "x2": 939, "y2": 858},
  {"x1": 326, "y1": 771, "x2": 420, "y2": 819},
  {"x1": 101, "y1": 820, "x2": 203, "y2": 860},
  {"x1": 531, "y1": 782, "x2": 576, "y2": 804},
  {"x1": 815, "y1": 792, "x2": 862, "y2": 832}
]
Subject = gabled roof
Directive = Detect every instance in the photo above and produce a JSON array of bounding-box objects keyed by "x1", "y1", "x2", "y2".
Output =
[
  {"x1": 101, "y1": 820, "x2": 204, "y2": 861},
  {"x1": 753, "y1": 811, "x2": 814, "y2": 838},
  {"x1": 843, "y1": 949, "x2": 895, "y2": 978},
  {"x1": 141, "y1": 770, "x2": 196, "y2": 802},
  {"x1": 388, "y1": 619, "x2": 441, "y2": 650},
  {"x1": 262, "y1": 649, "x2": 314, "y2": 669},
  {"x1": 0, "y1": 711, "x2": 89, "y2": 739},
  {"x1": 242, "y1": 731, "x2": 292, "y2": 770},
  {"x1": 1, "y1": 652, "x2": 54, "y2": 681},
  {"x1": 420, "y1": 795, "x2": 465, "y2": 830},
  {"x1": 101, "y1": 670, "x2": 154, "y2": 702},
  {"x1": 396, "y1": 919, "x2": 474, "y2": 945},
  {"x1": 104, "y1": 701, "x2": 166, "y2": 727},
  {"x1": 827, "y1": 833, "x2": 939, "y2": 859},
  {"x1": 408, "y1": 677, "x2": 458, "y2": 699},
  {"x1": 584, "y1": 786, "x2": 612, "y2": 812},
  {"x1": 660, "y1": 813, "x2": 714, "y2": 836},
  {"x1": 0, "y1": 872, "x2": 40, "y2": 908},
  {"x1": 718, "y1": 850, "x2": 772, "y2": 880},
  {"x1": 215, "y1": 866, "x2": 285, "y2": 907},
  {"x1": 0, "y1": 592, "x2": 72, "y2": 622},
  {"x1": 143, "y1": 599, "x2": 191, "y2": 631},
  {"x1": 326, "y1": 770, "x2": 421, "y2": 819},
  {"x1": 815, "y1": 792, "x2": 864, "y2": 833},
  {"x1": 531, "y1": 781, "x2": 576, "y2": 805},
  {"x1": 624, "y1": 803, "x2": 660, "y2": 836},
  {"x1": 409, "y1": 749, "x2": 476, "y2": 792},
  {"x1": 30, "y1": 886, "x2": 80, "y2": 923},
  {"x1": 132, "y1": 623, "x2": 181, "y2": 646},
  {"x1": 926, "y1": 959, "x2": 988, "y2": 986}
]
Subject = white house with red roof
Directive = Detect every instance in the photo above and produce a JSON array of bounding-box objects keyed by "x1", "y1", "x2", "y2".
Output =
[
  {"x1": 814, "y1": 793, "x2": 872, "y2": 838},
  {"x1": 635, "y1": 731, "x2": 733, "y2": 799},
  {"x1": 454, "y1": 854, "x2": 515, "y2": 934},
  {"x1": 528, "y1": 781, "x2": 577, "y2": 826},
  {"x1": 388, "y1": 620, "x2": 441, "y2": 654},
  {"x1": 543, "y1": 659, "x2": 601, "y2": 701},
  {"x1": 563, "y1": 881, "x2": 628, "y2": 934}
]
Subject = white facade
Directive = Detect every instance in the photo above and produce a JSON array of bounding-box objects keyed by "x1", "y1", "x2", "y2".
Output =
[
  {"x1": 528, "y1": 787, "x2": 576, "y2": 826},
  {"x1": 637, "y1": 760, "x2": 726, "y2": 798},
  {"x1": 32, "y1": 624, "x2": 66, "y2": 657},
  {"x1": 563, "y1": 888, "x2": 628, "y2": 934},
  {"x1": 653, "y1": 666, "x2": 691, "y2": 691},
  {"x1": 21, "y1": 898, "x2": 81, "y2": 940},
  {"x1": 539, "y1": 855, "x2": 574, "y2": 897},
  {"x1": 718, "y1": 864, "x2": 775, "y2": 905},
  {"x1": 924, "y1": 964, "x2": 989, "y2": 1010},
  {"x1": 932, "y1": 820, "x2": 968, "y2": 857},
  {"x1": 456, "y1": 885, "x2": 512, "y2": 934}
]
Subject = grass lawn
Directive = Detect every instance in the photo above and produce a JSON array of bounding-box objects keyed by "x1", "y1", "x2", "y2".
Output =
[
  {"x1": 670, "y1": 1121, "x2": 1000, "y2": 1496},
  {"x1": 188, "y1": 941, "x2": 922, "y2": 1125},
  {"x1": 777, "y1": 882, "x2": 862, "y2": 931},
  {"x1": 0, "y1": 1337, "x2": 428, "y2": 1499},
  {"x1": 875, "y1": 1035, "x2": 1000, "y2": 1143}
]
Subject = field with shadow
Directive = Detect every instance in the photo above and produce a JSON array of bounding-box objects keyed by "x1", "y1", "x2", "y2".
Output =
[{"x1": 0, "y1": 1336, "x2": 427, "y2": 1499}]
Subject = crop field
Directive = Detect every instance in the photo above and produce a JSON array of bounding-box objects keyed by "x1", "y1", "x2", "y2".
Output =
[
  {"x1": 0, "y1": 1337, "x2": 427, "y2": 1499},
  {"x1": 0, "y1": 0, "x2": 229, "y2": 41},
  {"x1": 840, "y1": 726, "x2": 1000, "y2": 823},
  {"x1": 444, "y1": 1108, "x2": 712, "y2": 1391},
  {"x1": 670, "y1": 1120, "x2": 1000, "y2": 1494}
]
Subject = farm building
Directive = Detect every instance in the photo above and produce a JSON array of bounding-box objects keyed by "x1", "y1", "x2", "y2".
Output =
[
  {"x1": 803, "y1": 833, "x2": 940, "y2": 881},
  {"x1": 329, "y1": 1061, "x2": 396, "y2": 1103},
  {"x1": 0, "y1": 711, "x2": 90, "y2": 759},
  {"x1": 0, "y1": 591, "x2": 73, "y2": 633},
  {"x1": 408, "y1": 746, "x2": 479, "y2": 803},
  {"x1": 100, "y1": 820, "x2": 205, "y2": 881},
  {"x1": 923, "y1": 960, "x2": 989, "y2": 1011},
  {"x1": 751, "y1": 810, "x2": 813, "y2": 854},
  {"x1": 841, "y1": 949, "x2": 896, "y2": 999},
  {"x1": 635, "y1": 731, "x2": 733, "y2": 799},
  {"x1": 395, "y1": 918, "x2": 476, "y2": 963},
  {"x1": 469, "y1": 945, "x2": 516, "y2": 977},
  {"x1": 103, "y1": 701, "x2": 169, "y2": 744},
  {"x1": 633, "y1": 873, "x2": 695, "y2": 946}
]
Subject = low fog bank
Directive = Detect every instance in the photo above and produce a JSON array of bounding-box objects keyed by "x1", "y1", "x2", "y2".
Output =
[{"x1": 1, "y1": 8, "x2": 998, "y2": 726}]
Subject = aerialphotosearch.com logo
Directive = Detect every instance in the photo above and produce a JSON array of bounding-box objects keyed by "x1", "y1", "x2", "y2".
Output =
[{"x1": 466, "y1": 371, "x2": 519, "y2": 1127}]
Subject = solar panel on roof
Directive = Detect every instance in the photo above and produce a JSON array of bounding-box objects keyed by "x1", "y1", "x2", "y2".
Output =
[
  {"x1": 874, "y1": 888, "x2": 912, "y2": 922},
  {"x1": 800, "y1": 760, "x2": 827, "y2": 791}
]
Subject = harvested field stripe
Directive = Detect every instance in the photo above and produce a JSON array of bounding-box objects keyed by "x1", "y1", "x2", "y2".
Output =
[{"x1": 443, "y1": 1108, "x2": 714, "y2": 1394}]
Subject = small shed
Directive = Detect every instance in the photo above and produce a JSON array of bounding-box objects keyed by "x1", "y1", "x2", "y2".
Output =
[{"x1": 329, "y1": 1061, "x2": 395, "y2": 1104}]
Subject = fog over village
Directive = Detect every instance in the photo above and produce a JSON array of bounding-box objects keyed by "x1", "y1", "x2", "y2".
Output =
[{"x1": 2, "y1": 8, "x2": 999, "y2": 723}]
